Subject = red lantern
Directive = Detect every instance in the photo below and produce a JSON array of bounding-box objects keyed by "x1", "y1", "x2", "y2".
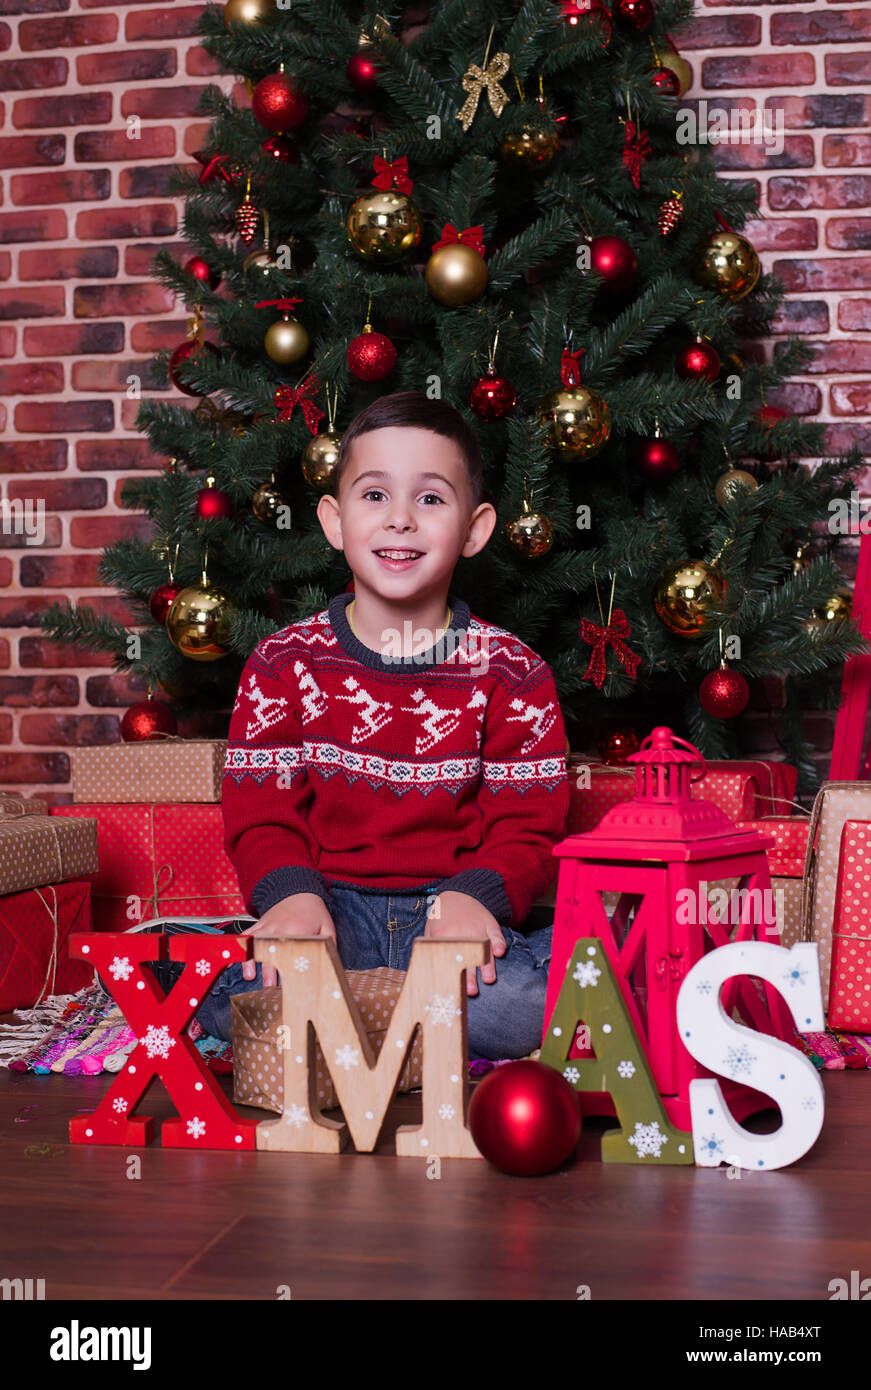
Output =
[
  {"x1": 252, "y1": 71, "x2": 309, "y2": 132},
  {"x1": 468, "y1": 1060, "x2": 582, "y2": 1175},
  {"x1": 545, "y1": 726, "x2": 795, "y2": 1130}
]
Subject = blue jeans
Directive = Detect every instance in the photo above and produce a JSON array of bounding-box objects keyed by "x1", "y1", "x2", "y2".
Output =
[{"x1": 121, "y1": 886, "x2": 554, "y2": 1062}]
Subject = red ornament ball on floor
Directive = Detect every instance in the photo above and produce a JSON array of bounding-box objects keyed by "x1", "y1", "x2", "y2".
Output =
[
  {"x1": 699, "y1": 666, "x2": 750, "y2": 718},
  {"x1": 468, "y1": 1059, "x2": 582, "y2": 1175}
]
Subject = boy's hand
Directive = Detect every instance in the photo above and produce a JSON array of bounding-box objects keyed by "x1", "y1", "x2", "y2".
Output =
[
  {"x1": 241, "y1": 893, "x2": 336, "y2": 987},
  {"x1": 424, "y1": 890, "x2": 507, "y2": 997}
]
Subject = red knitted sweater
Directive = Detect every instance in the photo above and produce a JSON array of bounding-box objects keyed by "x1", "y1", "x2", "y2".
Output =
[{"x1": 221, "y1": 590, "x2": 570, "y2": 927}]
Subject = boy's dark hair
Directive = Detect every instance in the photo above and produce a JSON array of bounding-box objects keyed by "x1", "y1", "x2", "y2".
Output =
[{"x1": 333, "y1": 390, "x2": 485, "y2": 508}]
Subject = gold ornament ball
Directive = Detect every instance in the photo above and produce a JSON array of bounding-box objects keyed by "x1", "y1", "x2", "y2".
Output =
[
  {"x1": 694, "y1": 231, "x2": 761, "y2": 301},
  {"x1": 346, "y1": 189, "x2": 421, "y2": 264},
  {"x1": 425, "y1": 243, "x2": 489, "y2": 307},
  {"x1": 252, "y1": 480, "x2": 286, "y2": 523},
  {"x1": 715, "y1": 467, "x2": 759, "y2": 507},
  {"x1": 166, "y1": 583, "x2": 234, "y2": 662},
  {"x1": 264, "y1": 316, "x2": 310, "y2": 364},
  {"x1": 505, "y1": 504, "x2": 554, "y2": 558},
  {"x1": 302, "y1": 429, "x2": 342, "y2": 490},
  {"x1": 223, "y1": 0, "x2": 271, "y2": 26},
  {"x1": 811, "y1": 590, "x2": 853, "y2": 626},
  {"x1": 500, "y1": 124, "x2": 559, "y2": 170},
  {"x1": 243, "y1": 247, "x2": 279, "y2": 277},
  {"x1": 654, "y1": 559, "x2": 726, "y2": 638},
  {"x1": 660, "y1": 48, "x2": 692, "y2": 97},
  {"x1": 535, "y1": 385, "x2": 611, "y2": 460}
]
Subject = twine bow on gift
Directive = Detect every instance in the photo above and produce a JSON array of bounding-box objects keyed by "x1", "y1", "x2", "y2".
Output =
[
  {"x1": 371, "y1": 155, "x2": 413, "y2": 194},
  {"x1": 457, "y1": 51, "x2": 511, "y2": 131},
  {"x1": 272, "y1": 373, "x2": 324, "y2": 434},
  {"x1": 578, "y1": 609, "x2": 641, "y2": 689},
  {"x1": 432, "y1": 223, "x2": 486, "y2": 257}
]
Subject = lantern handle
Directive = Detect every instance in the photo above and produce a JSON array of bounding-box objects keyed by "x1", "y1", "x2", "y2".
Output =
[{"x1": 637, "y1": 727, "x2": 707, "y2": 783}]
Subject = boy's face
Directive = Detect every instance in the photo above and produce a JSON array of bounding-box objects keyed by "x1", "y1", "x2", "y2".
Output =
[{"x1": 317, "y1": 426, "x2": 495, "y2": 602}]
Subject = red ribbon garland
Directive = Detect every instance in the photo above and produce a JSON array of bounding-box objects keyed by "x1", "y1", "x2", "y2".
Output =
[
  {"x1": 577, "y1": 609, "x2": 641, "y2": 689},
  {"x1": 560, "y1": 347, "x2": 584, "y2": 387},
  {"x1": 372, "y1": 155, "x2": 414, "y2": 194},
  {"x1": 431, "y1": 222, "x2": 486, "y2": 257},
  {"x1": 255, "y1": 297, "x2": 303, "y2": 312},
  {"x1": 622, "y1": 121, "x2": 652, "y2": 190},
  {"x1": 272, "y1": 374, "x2": 324, "y2": 434}
]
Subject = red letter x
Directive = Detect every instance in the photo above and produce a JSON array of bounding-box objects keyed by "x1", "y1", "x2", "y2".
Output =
[{"x1": 67, "y1": 933, "x2": 258, "y2": 1150}]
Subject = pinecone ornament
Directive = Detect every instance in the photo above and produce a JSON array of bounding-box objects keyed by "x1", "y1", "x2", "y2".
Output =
[
  {"x1": 658, "y1": 193, "x2": 684, "y2": 237},
  {"x1": 235, "y1": 197, "x2": 259, "y2": 243}
]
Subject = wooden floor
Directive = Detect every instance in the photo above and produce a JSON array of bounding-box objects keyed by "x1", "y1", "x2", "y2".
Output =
[{"x1": 1, "y1": 1061, "x2": 869, "y2": 1301}]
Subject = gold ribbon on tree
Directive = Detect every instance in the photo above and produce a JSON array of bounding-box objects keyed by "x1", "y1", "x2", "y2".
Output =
[{"x1": 457, "y1": 52, "x2": 511, "y2": 132}]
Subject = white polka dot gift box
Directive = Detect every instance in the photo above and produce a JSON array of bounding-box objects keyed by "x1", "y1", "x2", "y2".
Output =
[
  {"x1": 231, "y1": 968, "x2": 423, "y2": 1114},
  {"x1": 71, "y1": 739, "x2": 227, "y2": 805},
  {"x1": 828, "y1": 820, "x2": 871, "y2": 1032},
  {"x1": 801, "y1": 782, "x2": 871, "y2": 1009}
]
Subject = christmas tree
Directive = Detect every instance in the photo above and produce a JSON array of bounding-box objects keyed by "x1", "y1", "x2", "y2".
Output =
[{"x1": 40, "y1": 0, "x2": 865, "y2": 784}]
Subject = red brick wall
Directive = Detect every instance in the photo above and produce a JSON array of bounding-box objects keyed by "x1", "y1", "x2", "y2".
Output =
[{"x1": 0, "y1": 1, "x2": 868, "y2": 801}]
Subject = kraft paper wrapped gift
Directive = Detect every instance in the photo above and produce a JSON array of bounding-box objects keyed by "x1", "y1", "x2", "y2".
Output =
[
  {"x1": 71, "y1": 738, "x2": 227, "y2": 804},
  {"x1": 801, "y1": 782, "x2": 871, "y2": 1009},
  {"x1": 0, "y1": 803, "x2": 98, "y2": 897},
  {"x1": 50, "y1": 802, "x2": 245, "y2": 931},
  {"x1": 232, "y1": 967, "x2": 424, "y2": 1114},
  {"x1": 827, "y1": 820, "x2": 871, "y2": 1032}
]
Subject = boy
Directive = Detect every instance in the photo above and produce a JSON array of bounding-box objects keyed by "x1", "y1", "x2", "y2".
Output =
[{"x1": 211, "y1": 390, "x2": 570, "y2": 1059}]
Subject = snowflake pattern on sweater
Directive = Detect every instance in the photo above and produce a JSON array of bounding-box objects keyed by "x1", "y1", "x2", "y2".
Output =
[{"x1": 221, "y1": 591, "x2": 570, "y2": 927}]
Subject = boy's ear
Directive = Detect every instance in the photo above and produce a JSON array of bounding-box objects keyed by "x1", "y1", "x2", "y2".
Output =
[
  {"x1": 462, "y1": 501, "x2": 498, "y2": 558},
  {"x1": 316, "y1": 492, "x2": 342, "y2": 549}
]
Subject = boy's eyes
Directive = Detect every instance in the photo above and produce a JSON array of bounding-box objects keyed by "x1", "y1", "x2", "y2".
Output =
[{"x1": 361, "y1": 489, "x2": 444, "y2": 505}]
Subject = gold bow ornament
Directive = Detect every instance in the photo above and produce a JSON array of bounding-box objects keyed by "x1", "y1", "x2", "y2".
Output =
[{"x1": 457, "y1": 52, "x2": 511, "y2": 132}]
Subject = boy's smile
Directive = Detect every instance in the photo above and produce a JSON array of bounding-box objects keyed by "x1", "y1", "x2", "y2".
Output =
[{"x1": 317, "y1": 425, "x2": 496, "y2": 653}]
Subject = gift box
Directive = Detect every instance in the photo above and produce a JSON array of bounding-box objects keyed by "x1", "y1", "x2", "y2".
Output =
[
  {"x1": 735, "y1": 817, "x2": 810, "y2": 878},
  {"x1": 801, "y1": 782, "x2": 871, "y2": 1008},
  {"x1": 231, "y1": 968, "x2": 423, "y2": 1113},
  {"x1": 0, "y1": 804, "x2": 98, "y2": 896},
  {"x1": 71, "y1": 739, "x2": 227, "y2": 804},
  {"x1": 828, "y1": 820, "x2": 871, "y2": 1032},
  {"x1": 565, "y1": 758, "x2": 798, "y2": 837},
  {"x1": 50, "y1": 803, "x2": 244, "y2": 931},
  {"x1": 0, "y1": 879, "x2": 94, "y2": 1013}
]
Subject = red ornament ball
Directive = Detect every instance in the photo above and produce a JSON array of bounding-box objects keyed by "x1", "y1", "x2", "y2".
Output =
[
  {"x1": 261, "y1": 134, "x2": 300, "y2": 163},
  {"x1": 699, "y1": 666, "x2": 750, "y2": 719},
  {"x1": 195, "y1": 484, "x2": 234, "y2": 520},
  {"x1": 651, "y1": 65, "x2": 680, "y2": 95},
  {"x1": 346, "y1": 50, "x2": 382, "y2": 95},
  {"x1": 560, "y1": 0, "x2": 612, "y2": 44},
  {"x1": 347, "y1": 328, "x2": 396, "y2": 381},
  {"x1": 753, "y1": 404, "x2": 790, "y2": 460},
  {"x1": 597, "y1": 726, "x2": 639, "y2": 765},
  {"x1": 120, "y1": 698, "x2": 177, "y2": 743},
  {"x1": 612, "y1": 0, "x2": 654, "y2": 30},
  {"x1": 470, "y1": 372, "x2": 517, "y2": 421},
  {"x1": 676, "y1": 339, "x2": 720, "y2": 383},
  {"x1": 589, "y1": 234, "x2": 637, "y2": 293},
  {"x1": 635, "y1": 434, "x2": 680, "y2": 482},
  {"x1": 469, "y1": 1060, "x2": 582, "y2": 1176},
  {"x1": 168, "y1": 338, "x2": 221, "y2": 396},
  {"x1": 252, "y1": 72, "x2": 309, "y2": 132},
  {"x1": 184, "y1": 256, "x2": 220, "y2": 291},
  {"x1": 149, "y1": 582, "x2": 183, "y2": 625}
]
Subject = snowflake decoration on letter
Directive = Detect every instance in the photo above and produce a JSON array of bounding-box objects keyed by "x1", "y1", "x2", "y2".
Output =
[
  {"x1": 723, "y1": 1044, "x2": 756, "y2": 1079},
  {"x1": 700, "y1": 1133, "x2": 725, "y2": 1159},
  {"x1": 283, "y1": 1104, "x2": 309, "y2": 1128},
  {"x1": 563, "y1": 1066, "x2": 580, "y2": 1084},
  {"x1": 334, "y1": 1044, "x2": 360, "y2": 1071},
  {"x1": 617, "y1": 1060, "x2": 636, "y2": 1079},
  {"x1": 801, "y1": 1095, "x2": 818, "y2": 1111},
  {"x1": 195, "y1": 959, "x2": 212, "y2": 977},
  {"x1": 783, "y1": 965, "x2": 807, "y2": 989},
  {"x1": 293, "y1": 957, "x2": 310, "y2": 973},
  {"x1": 627, "y1": 1121, "x2": 669, "y2": 1159},
  {"x1": 572, "y1": 960, "x2": 601, "y2": 989},
  {"x1": 438, "y1": 1103, "x2": 455, "y2": 1121},
  {"x1": 425, "y1": 993, "x2": 462, "y2": 1026},
  {"x1": 112, "y1": 1097, "x2": 128, "y2": 1114},
  {"x1": 140, "y1": 1024, "x2": 176, "y2": 1060},
  {"x1": 109, "y1": 956, "x2": 134, "y2": 982},
  {"x1": 695, "y1": 979, "x2": 713, "y2": 996},
  {"x1": 186, "y1": 1117, "x2": 206, "y2": 1140}
]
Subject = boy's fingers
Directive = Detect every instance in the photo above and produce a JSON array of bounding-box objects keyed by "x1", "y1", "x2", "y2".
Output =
[
  {"x1": 466, "y1": 967, "x2": 478, "y2": 996},
  {"x1": 262, "y1": 967, "x2": 277, "y2": 988},
  {"x1": 241, "y1": 960, "x2": 256, "y2": 981},
  {"x1": 481, "y1": 961, "x2": 497, "y2": 985}
]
